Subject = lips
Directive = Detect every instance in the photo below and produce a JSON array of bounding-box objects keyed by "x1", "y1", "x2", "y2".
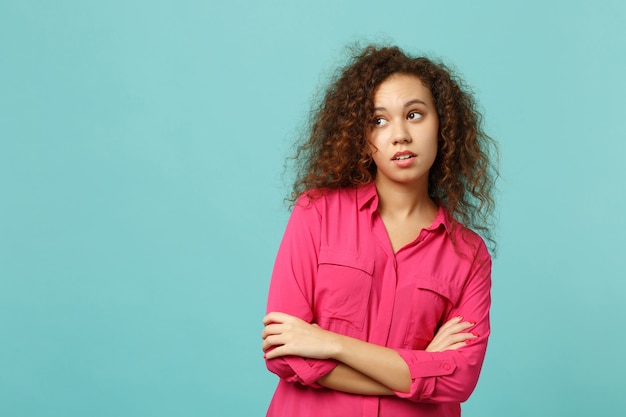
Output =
[{"x1": 392, "y1": 151, "x2": 416, "y2": 161}]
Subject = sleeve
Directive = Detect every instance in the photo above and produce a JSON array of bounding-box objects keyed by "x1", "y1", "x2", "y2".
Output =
[
  {"x1": 264, "y1": 195, "x2": 339, "y2": 387},
  {"x1": 392, "y1": 242, "x2": 492, "y2": 403}
]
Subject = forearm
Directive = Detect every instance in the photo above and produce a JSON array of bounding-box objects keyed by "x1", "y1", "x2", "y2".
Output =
[
  {"x1": 264, "y1": 312, "x2": 413, "y2": 393},
  {"x1": 330, "y1": 333, "x2": 411, "y2": 393},
  {"x1": 316, "y1": 363, "x2": 394, "y2": 395}
]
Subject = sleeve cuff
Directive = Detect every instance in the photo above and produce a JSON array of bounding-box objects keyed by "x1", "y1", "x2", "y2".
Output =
[
  {"x1": 290, "y1": 357, "x2": 339, "y2": 387},
  {"x1": 393, "y1": 349, "x2": 456, "y2": 401}
]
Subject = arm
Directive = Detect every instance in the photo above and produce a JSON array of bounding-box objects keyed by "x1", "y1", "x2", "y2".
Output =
[
  {"x1": 263, "y1": 313, "x2": 476, "y2": 394},
  {"x1": 315, "y1": 317, "x2": 476, "y2": 395},
  {"x1": 317, "y1": 364, "x2": 393, "y2": 395},
  {"x1": 263, "y1": 194, "x2": 411, "y2": 392},
  {"x1": 391, "y1": 249, "x2": 491, "y2": 403},
  {"x1": 263, "y1": 242, "x2": 491, "y2": 401},
  {"x1": 263, "y1": 313, "x2": 410, "y2": 392},
  {"x1": 263, "y1": 196, "x2": 338, "y2": 386}
]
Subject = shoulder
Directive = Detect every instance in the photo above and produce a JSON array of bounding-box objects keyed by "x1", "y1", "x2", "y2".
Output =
[
  {"x1": 295, "y1": 187, "x2": 360, "y2": 211},
  {"x1": 444, "y1": 212, "x2": 491, "y2": 264}
]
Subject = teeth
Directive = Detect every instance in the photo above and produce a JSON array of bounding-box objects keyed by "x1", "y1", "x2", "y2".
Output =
[{"x1": 395, "y1": 155, "x2": 412, "y2": 160}]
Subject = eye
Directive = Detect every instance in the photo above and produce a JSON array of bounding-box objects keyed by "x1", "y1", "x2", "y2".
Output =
[
  {"x1": 374, "y1": 117, "x2": 388, "y2": 126},
  {"x1": 407, "y1": 111, "x2": 423, "y2": 121}
]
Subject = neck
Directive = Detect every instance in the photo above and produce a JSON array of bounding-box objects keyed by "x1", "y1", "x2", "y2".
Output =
[{"x1": 374, "y1": 176, "x2": 437, "y2": 219}]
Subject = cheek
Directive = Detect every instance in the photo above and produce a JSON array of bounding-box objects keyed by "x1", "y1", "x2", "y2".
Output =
[
  {"x1": 430, "y1": 141, "x2": 439, "y2": 161},
  {"x1": 423, "y1": 137, "x2": 439, "y2": 168},
  {"x1": 427, "y1": 126, "x2": 440, "y2": 154}
]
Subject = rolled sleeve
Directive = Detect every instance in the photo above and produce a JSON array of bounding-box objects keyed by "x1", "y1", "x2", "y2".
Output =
[
  {"x1": 266, "y1": 357, "x2": 338, "y2": 387},
  {"x1": 393, "y1": 347, "x2": 481, "y2": 402},
  {"x1": 393, "y1": 244, "x2": 492, "y2": 403}
]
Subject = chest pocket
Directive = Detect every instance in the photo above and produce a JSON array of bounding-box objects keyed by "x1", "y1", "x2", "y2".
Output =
[
  {"x1": 315, "y1": 248, "x2": 374, "y2": 332},
  {"x1": 403, "y1": 275, "x2": 462, "y2": 349}
]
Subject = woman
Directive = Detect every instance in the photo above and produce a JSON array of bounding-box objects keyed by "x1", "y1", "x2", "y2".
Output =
[{"x1": 261, "y1": 45, "x2": 497, "y2": 417}]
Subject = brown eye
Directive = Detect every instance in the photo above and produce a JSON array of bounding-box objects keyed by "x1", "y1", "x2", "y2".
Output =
[
  {"x1": 374, "y1": 117, "x2": 388, "y2": 126},
  {"x1": 407, "y1": 111, "x2": 423, "y2": 120}
]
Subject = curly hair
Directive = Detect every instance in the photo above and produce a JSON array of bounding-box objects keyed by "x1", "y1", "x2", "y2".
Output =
[{"x1": 289, "y1": 44, "x2": 498, "y2": 251}]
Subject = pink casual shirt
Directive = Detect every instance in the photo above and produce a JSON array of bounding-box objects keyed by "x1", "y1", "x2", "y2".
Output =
[{"x1": 265, "y1": 182, "x2": 491, "y2": 417}]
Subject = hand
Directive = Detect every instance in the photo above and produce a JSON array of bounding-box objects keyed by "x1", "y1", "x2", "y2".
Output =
[
  {"x1": 261, "y1": 312, "x2": 338, "y2": 360},
  {"x1": 425, "y1": 316, "x2": 477, "y2": 352}
]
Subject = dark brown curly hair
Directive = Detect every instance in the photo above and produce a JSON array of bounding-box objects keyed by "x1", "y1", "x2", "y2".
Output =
[{"x1": 289, "y1": 44, "x2": 498, "y2": 251}]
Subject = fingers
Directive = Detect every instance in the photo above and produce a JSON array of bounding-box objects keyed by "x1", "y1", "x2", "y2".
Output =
[
  {"x1": 262, "y1": 334, "x2": 285, "y2": 352},
  {"x1": 426, "y1": 335, "x2": 475, "y2": 352},
  {"x1": 261, "y1": 315, "x2": 307, "y2": 338},
  {"x1": 445, "y1": 331, "x2": 477, "y2": 345},
  {"x1": 261, "y1": 322, "x2": 297, "y2": 354},
  {"x1": 260, "y1": 313, "x2": 292, "y2": 350},
  {"x1": 261, "y1": 312, "x2": 334, "y2": 360},
  {"x1": 426, "y1": 316, "x2": 478, "y2": 352},
  {"x1": 439, "y1": 316, "x2": 475, "y2": 333},
  {"x1": 446, "y1": 341, "x2": 469, "y2": 351},
  {"x1": 260, "y1": 322, "x2": 283, "y2": 340},
  {"x1": 263, "y1": 311, "x2": 292, "y2": 325},
  {"x1": 260, "y1": 312, "x2": 302, "y2": 357},
  {"x1": 264, "y1": 344, "x2": 288, "y2": 360},
  {"x1": 439, "y1": 315, "x2": 463, "y2": 330}
]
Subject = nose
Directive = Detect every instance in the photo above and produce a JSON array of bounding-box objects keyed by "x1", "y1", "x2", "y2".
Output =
[{"x1": 391, "y1": 121, "x2": 412, "y2": 145}]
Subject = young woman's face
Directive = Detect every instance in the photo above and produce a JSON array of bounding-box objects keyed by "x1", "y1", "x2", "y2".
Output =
[{"x1": 368, "y1": 73, "x2": 439, "y2": 189}]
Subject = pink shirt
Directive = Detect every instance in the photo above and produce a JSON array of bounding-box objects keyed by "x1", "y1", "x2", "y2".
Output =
[{"x1": 265, "y1": 183, "x2": 491, "y2": 417}]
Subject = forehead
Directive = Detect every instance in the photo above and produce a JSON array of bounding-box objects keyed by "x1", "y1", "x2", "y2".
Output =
[{"x1": 373, "y1": 73, "x2": 433, "y2": 105}]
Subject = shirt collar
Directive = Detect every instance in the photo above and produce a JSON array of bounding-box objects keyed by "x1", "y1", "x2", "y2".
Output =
[
  {"x1": 356, "y1": 182, "x2": 453, "y2": 235},
  {"x1": 429, "y1": 205, "x2": 453, "y2": 235},
  {"x1": 356, "y1": 182, "x2": 378, "y2": 210}
]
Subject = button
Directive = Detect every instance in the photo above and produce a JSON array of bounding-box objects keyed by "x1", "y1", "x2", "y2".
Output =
[{"x1": 442, "y1": 362, "x2": 452, "y2": 371}]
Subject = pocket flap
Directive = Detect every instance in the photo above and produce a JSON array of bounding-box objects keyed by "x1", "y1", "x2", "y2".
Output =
[
  {"x1": 414, "y1": 275, "x2": 460, "y2": 305},
  {"x1": 318, "y1": 248, "x2": 374, "y2": 275}
]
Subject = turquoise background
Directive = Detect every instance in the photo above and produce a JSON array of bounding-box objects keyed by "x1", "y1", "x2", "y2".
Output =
[{"x1": 1, "y1": 0, "x2": 625, "y2": 416}]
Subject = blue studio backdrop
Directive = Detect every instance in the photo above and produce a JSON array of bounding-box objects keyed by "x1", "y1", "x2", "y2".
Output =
[{"x1": 1, "y1": 1, "x2": 625, "y2": 416}]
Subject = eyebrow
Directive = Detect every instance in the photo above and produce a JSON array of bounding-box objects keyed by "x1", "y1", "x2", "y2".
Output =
[{"x1": 373, "y1": 99, "x2": 428, "y2": 112}]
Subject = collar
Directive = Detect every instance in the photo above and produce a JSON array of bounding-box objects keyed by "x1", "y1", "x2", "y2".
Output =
[
  {"x1": 356, "y1": 182, "x2": 453, "y2": 235},
  {"x1": 356, "y1": 182, "x2": 379, "y2": 210}
]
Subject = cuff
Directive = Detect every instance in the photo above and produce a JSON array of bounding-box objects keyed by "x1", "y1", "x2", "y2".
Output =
[
  {"x1": 393, "y1": 349, "x2": 456, "y2": 401},
  {"x1": 289, "y1": 357, "x2": 339, "y2": 387}
]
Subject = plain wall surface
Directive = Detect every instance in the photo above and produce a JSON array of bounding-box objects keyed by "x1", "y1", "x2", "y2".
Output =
[{"x1": 1, "y1": 1, "x2": 625, "y2": 416}]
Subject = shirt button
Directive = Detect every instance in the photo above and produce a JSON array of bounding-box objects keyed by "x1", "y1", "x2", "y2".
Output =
[{"x1": 442, "y1": 362, "x2": 452, "y2": 371}]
